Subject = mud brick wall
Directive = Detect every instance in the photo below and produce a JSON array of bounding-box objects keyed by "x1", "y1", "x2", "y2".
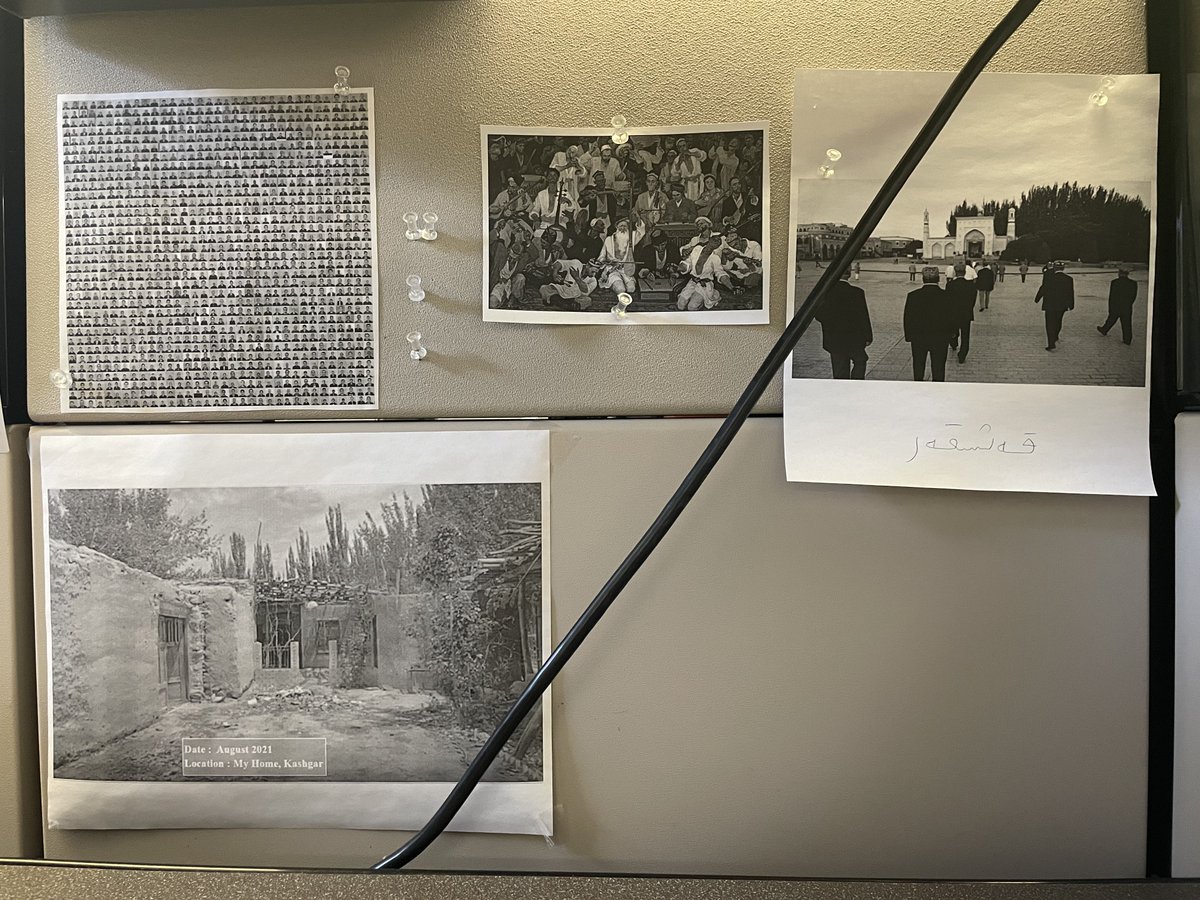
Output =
[
  {"x1": 181, "y1": 581, "x2": 255, "y2": 700},
  {"x1": 48, "y1": 540, "x2": 166, "y2": 766}
]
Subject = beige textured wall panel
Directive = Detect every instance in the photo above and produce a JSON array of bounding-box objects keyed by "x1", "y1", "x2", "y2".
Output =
[
  {"x1": 24, "y1": 0, "x2": 1147, "y2": 422},
  {"x1": 0, "y1": 429, "x2": 43, "y2": 859},
  {"x1": 35, "y1": 419, "x2": 1147, "y2": 877}
]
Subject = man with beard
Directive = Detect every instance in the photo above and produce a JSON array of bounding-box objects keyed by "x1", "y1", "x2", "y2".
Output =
[{"x1": 597, "y1": 213, "x2": 647, "y2": 298}]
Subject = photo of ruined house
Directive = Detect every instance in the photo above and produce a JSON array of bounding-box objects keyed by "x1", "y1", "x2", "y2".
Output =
[{"x1": 47, "y1": 482, "x2": 544, "y2": 783}]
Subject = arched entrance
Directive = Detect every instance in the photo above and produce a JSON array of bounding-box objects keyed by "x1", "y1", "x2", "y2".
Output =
[{"x1": 963, "y1": 229, "x2": 986, "y2": 258}]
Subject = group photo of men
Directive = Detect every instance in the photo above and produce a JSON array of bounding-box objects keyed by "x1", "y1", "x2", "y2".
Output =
[
  {"x1": 792, "y1": 253, "x2": 1149, "y2": 388},
  {"x1": 483, "y1": 126, "x2": 768, "y2": 320}
]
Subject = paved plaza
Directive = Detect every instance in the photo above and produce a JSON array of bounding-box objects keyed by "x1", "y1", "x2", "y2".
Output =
[{"x1": 791, "y1": 259, "x2": 1149, "y2": 386}]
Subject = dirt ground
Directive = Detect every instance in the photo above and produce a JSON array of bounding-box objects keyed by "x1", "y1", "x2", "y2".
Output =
[{"x1": 54, "y1": 683, "x2": 540, "y2": 783}]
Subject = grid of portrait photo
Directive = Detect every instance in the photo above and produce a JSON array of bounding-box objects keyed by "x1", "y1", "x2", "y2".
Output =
[
  {"x1": 482, "y1": 123, "x2": 769, "y2": 325},
  {"x1": 58, "y1": 90, "x2": 378, "y2": 410}
]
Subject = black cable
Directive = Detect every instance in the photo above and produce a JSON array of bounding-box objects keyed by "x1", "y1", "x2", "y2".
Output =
[{"x1": 374, "y1": 0, "x2": 1042, "y2": 870}]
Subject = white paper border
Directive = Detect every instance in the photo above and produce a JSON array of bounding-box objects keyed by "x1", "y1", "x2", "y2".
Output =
[
  {"x1": 481, "y1": 121, "x2": 770, "y2": 326},
  {"x1": 33, "y1": 425, "x2": 552, "y2": 832},
  {"x1": 56, "y1": 87, "x2": 381, "y2": 414}
]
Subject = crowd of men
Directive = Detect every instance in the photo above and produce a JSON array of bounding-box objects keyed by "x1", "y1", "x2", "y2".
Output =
[
  {"x1": 487, "y1": 133, "x2": 765, "y2": 312},
  {"x1": 813, "y1": 258, "x2": 1140, "y2": 382}
]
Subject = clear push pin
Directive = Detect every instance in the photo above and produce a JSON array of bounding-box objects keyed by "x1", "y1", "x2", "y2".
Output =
[
  {"x1": 420, "y1": 212, "x2": 439, "y2": 241},
  {"x1": 50, "y1": 368, "x2": 72, "y2": 389},
  {"x1": 819, "y1": 164, "x2": 835, "y2": 178},
  {"x1": 406, "y1": 274, "x2": 425, "y2": 302},
  {"x1": 334, "y1": 65, "x2": 351, "y2": 94},
  {"x1": 611, "y1": 292, "x2": 633, "y2": 318},
  {"x1": 406, "y1": 331, "x2": 428, "y2": 360},
  {"x1": 403, "y1": 212, "x2": 421, "y2": 241},
  {"x1": 825, "y1": 148, "x2": 842, "y2": 162},
  {"x1": 1090, "y1": 76, "x2": 1117, "y2": 107},
  {"x1": 611, "y1": 114, "x2": 629, "y2": 145}
]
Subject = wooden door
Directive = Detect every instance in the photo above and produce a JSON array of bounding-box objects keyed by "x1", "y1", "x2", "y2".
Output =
[{"x1": 157, "y1": 614, "x2": 187, "y2": 703}]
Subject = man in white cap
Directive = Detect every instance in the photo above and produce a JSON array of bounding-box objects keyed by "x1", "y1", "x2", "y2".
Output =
[
  {"x1": 678, "y1": 232, "x2": 734, "y2": 311},
  {"x1": 587, "y1": 144, "x2": 621, "y2": 188},
  {"x1": 597, "y1": 212, "x2": 647, "y2": 298},
  {"x1": 530, "y1": 170, "x2": 578, "y2": 235},
  {"x1": 680, "y1": 216, "x2": 716, "y2": 256},
  {"x1": 550, "y1": 144, "x2": 591, "y2": 204}
]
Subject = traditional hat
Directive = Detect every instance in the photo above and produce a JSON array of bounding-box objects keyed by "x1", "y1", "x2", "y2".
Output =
[{"x1": 694, "y1": 216, "x2": 713, "y2": 228}]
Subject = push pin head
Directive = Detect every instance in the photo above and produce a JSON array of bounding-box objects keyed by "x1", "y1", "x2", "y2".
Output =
[
  {"x1": 825, "y1": 148, "x2": 842, "y2": 162},
  {"x1": 334, "y1": 65, "x2": 351, "y2": 94},
  {"x1": 403, "y1": 212, "x2": 420, "y2": 241},
  {"x1": 819, "y1": 165, "x2": 835, "y2": 178},
  {"x1": 611, "y1": 114, "x2": 629, "y2": 146},
  {"x1": 406, "y1": 331, "x2": 428, "y2": 360},
  {"x1": 406, "y1": 274, "x2": 425, "y2": 302},
  {"x1": 1090, "y1": 77, "x2": 1116, "y2": 108},
  {"x1": 611, "y1": 292, "x2": 633, "y2": 318},
  {"x1": 49, "y1": 368, "x2": 72, "y2": 389},
  {"x1": 420, "y1": 212, "x2": 439, "y2": 241}
]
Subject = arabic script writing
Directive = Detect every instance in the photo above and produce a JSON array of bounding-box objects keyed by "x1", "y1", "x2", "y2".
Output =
[{"x1": 906, "y1": 423, "x2": 1036, "y2": 463}]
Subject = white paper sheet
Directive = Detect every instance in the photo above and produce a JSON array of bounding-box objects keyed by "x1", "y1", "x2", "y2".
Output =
[
  {"x1": 57, "y1": 89, "x2": 379, "y2": 412},
  {"x1": 33, "y1": 427, "x2": 551, "y2": 832},
  {"x1": 482, "y1": 123, "x2": 770, "y2": 325},
  {"x1": 784, "y1": 71, "x2": 1158, "y2": 495}
]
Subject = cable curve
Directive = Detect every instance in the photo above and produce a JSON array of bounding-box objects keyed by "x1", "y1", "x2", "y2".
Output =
[{"x1": 374, "y1": 0, "x2": 1042, "y2": 870}]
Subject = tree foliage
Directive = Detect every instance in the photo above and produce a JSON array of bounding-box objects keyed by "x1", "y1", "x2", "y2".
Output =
[
  {"x1": 48, "y1": 488, "x2": 213, "y2": 579},
  {"x1": 942, "y1": 183, "x2": 1149, "y2": 262}
]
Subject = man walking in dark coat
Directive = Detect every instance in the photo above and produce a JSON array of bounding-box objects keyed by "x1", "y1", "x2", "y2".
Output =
[
  {"x1": 975, "y1": 261, "x2": 995, "y2": 311},
  {"x1": 904, "y1": 267, "x2": 955, "y2": 382},
  {"x1": 945, "y1": 261, "x2": 976, "y2": 365},
  {"x1": 1035, "y1": 261, "x2": 1075, "y2": 351},
  {"x1": 814, "y1": 269, "x2": 873, "y2": 379},
  {"x1": 1097, "y1": 266, "x2": 1138, "y2": 345}
]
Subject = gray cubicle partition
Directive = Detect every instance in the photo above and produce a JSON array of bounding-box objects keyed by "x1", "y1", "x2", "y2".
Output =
[
  {"x1": 0, "y1": 429, "x2": 41, "y2": 860},
  {"x1": 23, "y1": 0, "x2": 1147, "y2": 421},
  {"x1": 31, "y1": 419, "x2": 1148, "y2": 877}
]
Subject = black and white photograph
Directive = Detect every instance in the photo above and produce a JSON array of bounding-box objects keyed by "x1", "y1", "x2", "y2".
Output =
[
  {"x1": 789, "y1": 179, "x2": 1152, "y2": 386},
  {"x1": 782, "y1": 70, "x2": 1159, "y2": 496},
  {"x1": 482, "y1": 123, "x2": 770, "y2": 325},
  {"x1": 36, "y1": 428, "x2": 551, "y2": 832},
  {"x1": 58, "y1": 89, "x2": 379, "y2": 412}
]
